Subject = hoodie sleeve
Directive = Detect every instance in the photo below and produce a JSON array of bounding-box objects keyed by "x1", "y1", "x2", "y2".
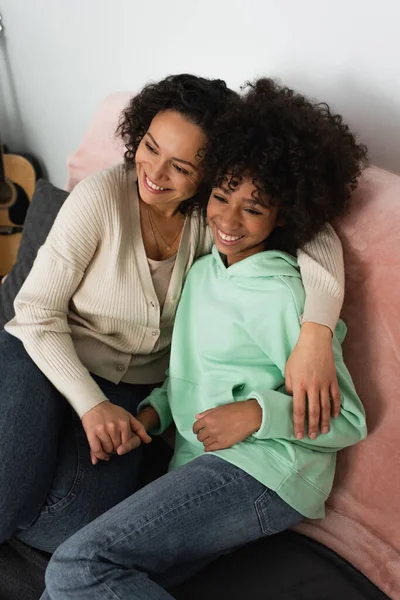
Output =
[
  {"x1": 247, "y1": 282, "x2": 367, "y2": 451},
  {"x1": 138, "y1": 372, "x2": 173, "y2": 435}
]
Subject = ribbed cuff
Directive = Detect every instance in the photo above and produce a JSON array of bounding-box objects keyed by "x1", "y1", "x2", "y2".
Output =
[
  {"x1": 61, "y1": 373, "x2": 110, "y2": 418},
  {"x1": 301, "y1": 289, "x2": 342, "y2": 333}
]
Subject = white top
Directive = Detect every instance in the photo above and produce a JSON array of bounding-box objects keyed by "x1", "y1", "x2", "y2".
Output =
[
  {"x1": 147, "y1": 254, "x2": 176, "y2": 312},
  {"x1": 6, "y1": 164, "x2": 344, "y2": 418}
]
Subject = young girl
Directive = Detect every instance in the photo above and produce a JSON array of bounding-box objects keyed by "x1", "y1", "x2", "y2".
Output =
[{"x1": 41, "y1": 79, "x2": 367, "y2": 600}]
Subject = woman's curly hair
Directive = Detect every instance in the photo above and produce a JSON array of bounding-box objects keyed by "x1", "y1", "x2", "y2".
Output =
[
  {"x1": 203, "y1": 78, "x2": 368, "y2": 251},
  {"x1": 117, "y1": 74, "x2": 238, "y2": 215}
]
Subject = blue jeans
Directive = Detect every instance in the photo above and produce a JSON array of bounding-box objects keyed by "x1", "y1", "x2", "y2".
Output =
[
  {"x1": 43, "y1": 454, "x2": 303, "y2": 600},
  {"x1": 0, "y1": 331, "x2": 154, "y2": 553}
]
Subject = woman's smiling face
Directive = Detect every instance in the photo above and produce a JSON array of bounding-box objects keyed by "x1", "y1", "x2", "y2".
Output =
[
  {"x1": 207, "y1": 175, "x2": 282, "y2": 265},
  {"x1": 135, "y1": 110, "x2": 207, "y2": 211}
]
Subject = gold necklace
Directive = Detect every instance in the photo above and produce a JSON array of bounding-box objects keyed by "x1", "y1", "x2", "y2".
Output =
[{"x1": 146, "y1": 204, "x2": 183, "y2": 251}]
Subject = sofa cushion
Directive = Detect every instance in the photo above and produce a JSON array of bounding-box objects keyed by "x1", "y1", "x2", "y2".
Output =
[
  {"x1": 296, "y1": 165, "x2": 400, "y2": 599},
  {"x1": 0, "y1": 180, "x2": 68, "y2": 328},
  {"x1": 65, "y1": 92, "x2": 131, "y2": 191}
]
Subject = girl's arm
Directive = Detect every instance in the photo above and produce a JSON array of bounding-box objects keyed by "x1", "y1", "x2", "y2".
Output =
[
  {"x1": 248, "y1": 353, "x2": 367, "y2": 449},
  {"x1": 290, "y1": 224, "x2": 344, "y2": 440}
]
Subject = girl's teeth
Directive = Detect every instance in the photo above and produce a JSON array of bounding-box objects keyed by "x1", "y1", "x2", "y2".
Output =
[
  {"x1": 146, "y1": 176, "x2": 167, "y2": 191},
  {"x1": 218, "y1": 229, "x2": 243, "y2": 242}
]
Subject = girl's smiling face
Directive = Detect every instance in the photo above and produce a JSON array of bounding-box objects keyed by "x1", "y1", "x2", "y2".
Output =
[{"x1": 207, "y1": 175, "x2": 283, "y2": 265}]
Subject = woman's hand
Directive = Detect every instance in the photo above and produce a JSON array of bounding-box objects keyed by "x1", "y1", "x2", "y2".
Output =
[
  {"x1": 81, "y1": 401, "x2": 152, "y2": 465},
  {"x1": 285, "y1": 322, "x2": 341, "y2": 440},
  {"x1": 193, "y1": 400, "x2": 262, "y2": 451}
]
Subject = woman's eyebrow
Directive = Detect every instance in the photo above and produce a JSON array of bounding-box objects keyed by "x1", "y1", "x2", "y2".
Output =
[
  {"x1": 146, "y1": 132, "x2": 160, "y2": 148},
  {"x1": 146, "y1": 132, "x2": 196, "y2": 170}
]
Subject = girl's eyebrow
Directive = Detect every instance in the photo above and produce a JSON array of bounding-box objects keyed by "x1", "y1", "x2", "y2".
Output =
[{"x1": 146, "y1": 132, "x2": 197, "y2": 170}]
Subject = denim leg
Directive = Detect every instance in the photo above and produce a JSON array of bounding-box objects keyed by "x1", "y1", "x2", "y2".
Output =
[
  {"x1": 0, "y1": 331, "x2": 69, "y2": 544},
  {"x1": 16, "y1": 375, "x2": 153, "y2": 553},
  {"x1": 44, "y1": 454, "x2": 303, "y2": 600},
  {"x1": 0, "y1": 331, "x2": 156, "y2": 552}
]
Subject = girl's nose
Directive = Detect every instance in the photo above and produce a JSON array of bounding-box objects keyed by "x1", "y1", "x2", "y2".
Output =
[{"x1": 221, "y1": 210, "x2": 241, "y2": 232}]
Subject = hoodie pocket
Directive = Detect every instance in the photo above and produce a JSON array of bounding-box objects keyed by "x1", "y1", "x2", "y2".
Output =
[{"x1": 168, "y1": 376, "x2": 246, "y2": 421}]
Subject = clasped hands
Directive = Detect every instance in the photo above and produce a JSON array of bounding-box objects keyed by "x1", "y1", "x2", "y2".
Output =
[{"x1": 81, "y1": 401, "x2": 152, "y2": 465}]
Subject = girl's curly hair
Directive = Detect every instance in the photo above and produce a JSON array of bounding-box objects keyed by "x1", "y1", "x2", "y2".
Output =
[
  {"x1": 204, "y1": 78, "x2": 368, "y2": 251},
  {"x1": 117, "y1": 74, "x2": 238, "y2": 215}
]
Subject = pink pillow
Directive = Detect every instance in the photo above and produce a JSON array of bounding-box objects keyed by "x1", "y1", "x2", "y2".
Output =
[
  {"x1": 296, "y1": 165, "x2": 400, "y2": 599},
  {"x1": 65, "y1": 92, "x2": 133, "y2": 191}
]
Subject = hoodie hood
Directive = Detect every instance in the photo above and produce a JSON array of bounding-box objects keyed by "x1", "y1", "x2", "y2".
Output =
[{"x1": 211, "y1": 245, "x2": 301, "y2": 279}]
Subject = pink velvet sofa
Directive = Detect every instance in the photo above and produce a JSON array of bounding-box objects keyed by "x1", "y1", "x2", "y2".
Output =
[{"x1": 65, "y1": 93, "x2": 400, "y2": 600}]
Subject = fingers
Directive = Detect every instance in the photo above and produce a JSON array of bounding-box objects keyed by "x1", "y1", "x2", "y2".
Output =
[
  {"x1": 97, "y1": 431, "x2": 115, "y2": 455},
  {"x1": 192, "y1": 418, "x2": 205, "y2": 436},
  {"x1": 196, "y1": 428, "x2": 209, "y2": 443},
  {"x1": 129, "y1": 415, "x2": 152, "y2": 444},
  {"x1": 204, "y1": 441, "x2": 220, "y2": 452},
  {"x1": 284, "y1": 368, "x2": 293, "y2": 395},
  {"x1": 320, "y1": 388, "x2": 331, "y2": 434},
  {"x1": 106, "y1": 422, "x2": 123, "y2": 451},
  {"x1": 293, "y1": 387, "x2": 306, "y2": 440},
  {"x1": 116, "y1": 435, "x2": 141, "y2": 456},
  {"x1": 87, "y1": 433, "x2": 111, "y2": 464},
  {"x1": 307, "y1": 384, "x2": 320, "y2": 440},
  {"x1": 330, "y1": 380, "x2": 341, "y2": 418},
  {"x1": 120, "y1": 420, "x2": 131, "y2": 446},
  {"x1": 195, "y1": 408, "x2": 214, "y2": 420}
]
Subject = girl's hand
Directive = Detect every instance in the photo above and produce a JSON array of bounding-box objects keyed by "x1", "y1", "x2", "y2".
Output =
[
  {"x1": 81, "y1": 401, "x2": 152, "y2": 465},
  {"x1": 116, "y1": 406, "x2": 159, "y2": 456},
  {"x1": 193, "y1": 400, "x2": 262, "y2": 452},
  {"x1": 285, "y1": 322, "x2": 341, "y2": 441}
]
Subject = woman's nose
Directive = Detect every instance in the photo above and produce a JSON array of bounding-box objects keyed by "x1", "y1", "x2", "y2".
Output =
[{"x1": 150, "y1": 160, "x2": 169, "y2": 183}]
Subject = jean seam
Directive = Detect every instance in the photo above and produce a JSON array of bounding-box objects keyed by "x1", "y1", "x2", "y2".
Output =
[
  {"x1": 254, "y1": 488, "x2": 273, "y2": 534},
  {"x1": 90, "y1": 571, "x2": 121, "y2": 600},
  {"x1": 41, "y1": 421, "x2": 84, "y2": 514}
]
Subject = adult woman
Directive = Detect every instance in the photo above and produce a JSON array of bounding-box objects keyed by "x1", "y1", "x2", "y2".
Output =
[{"x1": 0, "y1": 74, "x2": 343, "y2": 554}]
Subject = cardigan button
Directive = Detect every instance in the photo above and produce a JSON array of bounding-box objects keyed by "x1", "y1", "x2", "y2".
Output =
[{"x1": 151, "y1": 330, "x2": 158, "y2": 337}]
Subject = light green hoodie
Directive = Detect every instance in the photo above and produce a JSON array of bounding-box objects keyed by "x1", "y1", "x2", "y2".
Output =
[{"x1": 139, "y1": 246, "x2": 367, "y2": 519}]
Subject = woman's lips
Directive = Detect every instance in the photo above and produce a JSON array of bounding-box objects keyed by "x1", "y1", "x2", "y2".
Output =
[{"x1": 143, "y1": 172, "x2": 171, "y2": 194}]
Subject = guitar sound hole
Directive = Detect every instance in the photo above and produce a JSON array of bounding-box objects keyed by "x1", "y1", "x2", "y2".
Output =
[
  {"x1": 0, "y1": 181, "x2": 14, "y2": 206},
  {"x1": 8, "y1": 183, "x2": 30, "y2": 225}
]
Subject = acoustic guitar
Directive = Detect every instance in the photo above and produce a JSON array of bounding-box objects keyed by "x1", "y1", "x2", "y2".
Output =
[
  {"x1": 0, "y1": 14, "x2": 40, "y2": 276},
  {"x1": 0, "y1": 138, "x2": 37, "y2": 275}
]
